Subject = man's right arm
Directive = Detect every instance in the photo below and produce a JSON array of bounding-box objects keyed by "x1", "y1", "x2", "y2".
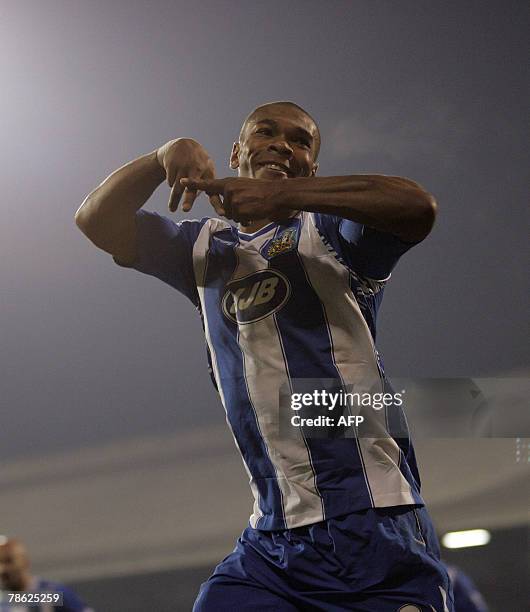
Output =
[
  {"x1": 74, "y1": 138, "x2": 220, "y2": 265},
  {"x1": 74, "y1": 149, "x2": 165, "y2": 264}
]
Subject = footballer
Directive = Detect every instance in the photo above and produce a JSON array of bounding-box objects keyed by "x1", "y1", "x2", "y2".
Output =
[{"x1": 75, "y1": 101, "x2": 452, "y2": 611}]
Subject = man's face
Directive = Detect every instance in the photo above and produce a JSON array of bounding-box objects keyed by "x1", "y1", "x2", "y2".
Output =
[
  {"x1": 231, "y1": 105, "x2": 319, "y2": 180},
  {"x1": 0, "y1": 542, "x2": 29, "y2": 591}
]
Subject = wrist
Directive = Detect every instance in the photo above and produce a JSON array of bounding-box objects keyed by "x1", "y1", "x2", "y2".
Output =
[
  {"x1": 155, "y1": 137, "x2": 203, "y2": 171},
  {"x1": 151, "y1": 149, "x2": 168, "y2": 181},
  {"x1": 277, "y1": 177, "x2": 313, "y2": 212},
  {"x1": 155, "y1": 147, "x2": 163, "y2": 167}
]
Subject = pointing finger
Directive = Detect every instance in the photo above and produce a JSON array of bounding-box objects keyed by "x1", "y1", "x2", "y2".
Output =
[
  {"x1": 180, "y1": 178, "x2": 209, "y2": 192},
  {"x1": 180, "y1": 177, "x2": 226, "y2": 195}
]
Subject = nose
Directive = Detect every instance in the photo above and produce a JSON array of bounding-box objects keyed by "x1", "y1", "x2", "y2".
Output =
[{"x1": 268, "y1": 139, "x2": 293, "y2": 157}]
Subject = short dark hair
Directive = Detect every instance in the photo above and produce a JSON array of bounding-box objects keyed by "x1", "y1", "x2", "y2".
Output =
[{"x1": 239, "y1": 101, "x2": 321, "y2": 160}]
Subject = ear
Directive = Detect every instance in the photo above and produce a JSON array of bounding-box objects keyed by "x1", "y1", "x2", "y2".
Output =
[
  {"x1": 310, "y1": 162, "x2": 319, "y2": 176},
  {"x1": 229, "y1": 142, "x2": 240, "y2": 169}
]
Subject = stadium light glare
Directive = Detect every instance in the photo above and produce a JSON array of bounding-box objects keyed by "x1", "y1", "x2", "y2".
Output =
[{"x1": 442, "y1": 529, "x2": 491, "y2": 549}]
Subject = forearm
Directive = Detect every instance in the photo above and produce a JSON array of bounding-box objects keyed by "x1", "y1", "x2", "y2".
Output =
[
  {"x1": 282, "y1": 175, "x2": 437, "y2": 242},
  {"x1": 75, "y1": 150, "x2": 165, "y2": 236}
]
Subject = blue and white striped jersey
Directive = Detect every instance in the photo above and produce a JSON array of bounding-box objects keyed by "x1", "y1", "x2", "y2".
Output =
[{"x1": 115, "y1": 209, "x2": 424, "y2": 530}]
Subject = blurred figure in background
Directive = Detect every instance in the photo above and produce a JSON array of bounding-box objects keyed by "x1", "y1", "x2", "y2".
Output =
[
  {"x1": 0, "y1": 538, "x2": 93, "y2": 612},
  {"x1": 446, "y1": 564, "x2": 489, "y2": 612}
]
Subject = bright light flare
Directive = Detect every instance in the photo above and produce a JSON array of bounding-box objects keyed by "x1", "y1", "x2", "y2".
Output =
[{"x1": 442, "y1": 529, "x2": 491, "y2": 549}]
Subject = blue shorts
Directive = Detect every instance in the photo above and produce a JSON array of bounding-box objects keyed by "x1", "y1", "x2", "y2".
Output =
[{"x1": 193, "y1": 506, "x2": 454, "y2": 611}]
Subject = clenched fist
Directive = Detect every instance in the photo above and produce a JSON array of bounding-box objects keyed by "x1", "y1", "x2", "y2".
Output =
[{"x1": 179, "y1": 177, "x2": 294, "y2": 223}]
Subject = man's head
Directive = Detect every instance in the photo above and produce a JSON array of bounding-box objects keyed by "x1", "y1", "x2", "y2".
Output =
[
  {"x1": 230, "y1": 101, "x2": 320, "y2": 180},
  {"x1": 0, "y1": 538, "x2": 31, "y2": 591}
]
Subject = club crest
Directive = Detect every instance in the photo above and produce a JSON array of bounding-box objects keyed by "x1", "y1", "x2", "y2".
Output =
[{"x1": 266, "y1": 228, "x2": 298, "y2": 258}]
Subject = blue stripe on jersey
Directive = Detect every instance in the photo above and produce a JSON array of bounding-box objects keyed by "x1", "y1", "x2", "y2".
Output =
[
  {"x1": 269, "y1": 256, "x2": 340, "y2": 379},
  {"x1": 203, "y1": 229, "x2": 286, "y2": 529},
  {"x1": 381, "y1": 367, "x2": 423, "y2": 498},
  {"x1": 269, "y1": 236, "x2": 374, "y2": 516},
  {"x1": 348, "y1": 275, "x2": 383, "y2": 340}
]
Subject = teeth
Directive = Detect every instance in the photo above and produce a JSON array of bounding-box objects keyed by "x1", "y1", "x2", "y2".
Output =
[{"x1": 264, "y1": 163, "x2": 287, "y2": 172}]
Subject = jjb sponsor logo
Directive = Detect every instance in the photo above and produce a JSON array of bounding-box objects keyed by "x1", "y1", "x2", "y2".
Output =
[{"x1": 222, "y1": 270, "x2": 291, "y2": 324}]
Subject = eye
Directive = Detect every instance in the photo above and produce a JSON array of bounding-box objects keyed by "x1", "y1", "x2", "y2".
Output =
[
  {"x1": 293, "y1": 136, "x2": 311, "y2": 148},
  {"x1": 256, "y1": 127, "x2": 272, "y2": 135},
  {"x1": 297, "y1": 139, "x2": 311, "y2": 148}
]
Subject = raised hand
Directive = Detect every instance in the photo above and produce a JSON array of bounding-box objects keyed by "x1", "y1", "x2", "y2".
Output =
[{"x1": 156, "y1": 139, "x2": 224, "y2": 215}]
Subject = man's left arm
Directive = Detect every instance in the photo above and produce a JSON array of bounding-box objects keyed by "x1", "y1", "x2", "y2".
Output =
[
  {"x1": 279, "y1": 175, "x2": 437, "y2": 244},
  {"x1": 289, "y1": 175, "x2": 438, "y2": 280},
  {"x1": 180, "y1": 174, "x2": 437, "y2": 244}
]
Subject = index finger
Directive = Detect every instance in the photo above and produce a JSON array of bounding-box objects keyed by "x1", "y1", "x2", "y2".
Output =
[{"x1": 180, "y1": 177, "x2": 226, "y2": 194}]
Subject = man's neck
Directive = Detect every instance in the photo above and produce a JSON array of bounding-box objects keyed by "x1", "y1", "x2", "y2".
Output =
[
  {"x1": 238, "y1": 210, "x2": 300, "y2": 234},
  {"x1": 238, "y1": 218, "x2": 273, "y2": 234}
]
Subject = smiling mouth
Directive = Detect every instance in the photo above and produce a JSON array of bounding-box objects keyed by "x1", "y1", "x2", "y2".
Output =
[{"x1": 257, "y1": 162, "x2": 293, "y2": 177}]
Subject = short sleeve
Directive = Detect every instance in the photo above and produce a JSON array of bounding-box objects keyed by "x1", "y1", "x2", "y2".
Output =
[
  {"x1": 313, "y1": 213, "x2": 419, "y2": 281},
  {"x1": 113, "y1": 209, "x2": 210, "y2": 306}
]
